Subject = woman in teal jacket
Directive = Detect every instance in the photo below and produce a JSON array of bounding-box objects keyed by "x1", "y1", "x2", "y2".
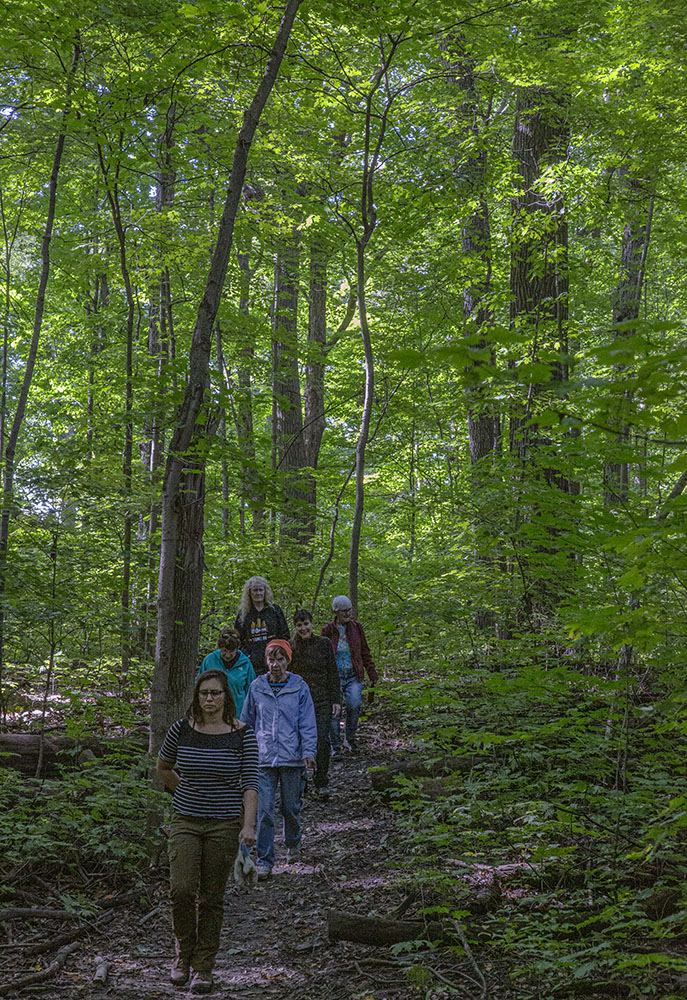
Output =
[{"x1": 198, "y1": 628, "x2": 256, "y2": 717}]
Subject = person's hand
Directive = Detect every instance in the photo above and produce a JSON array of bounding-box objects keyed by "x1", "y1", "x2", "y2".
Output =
[
  {"x1": 239, "y1": 824, "x2": 256, "y2": 847},
  {"x1": 367, "y1": 688, "x2": 375, "y2": 705},
  {"x1": 332, "y1": 703, "x2": 342, "y2": 718},
  {"x1": 303, "y1": 757, "x2": 316, "y2": 769}
]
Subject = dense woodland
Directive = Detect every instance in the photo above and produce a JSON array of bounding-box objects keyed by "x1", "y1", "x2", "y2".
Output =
[{"x1": 1, "y1": 0, "x2": 687, "y2": 997}]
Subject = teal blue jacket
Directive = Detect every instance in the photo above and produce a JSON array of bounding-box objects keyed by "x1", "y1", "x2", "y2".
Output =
[{"x1": 197, "y1": 649, "x2": 256, "y2": 717}]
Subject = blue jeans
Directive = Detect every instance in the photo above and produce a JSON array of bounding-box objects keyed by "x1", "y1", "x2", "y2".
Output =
[
  {"x1": 330, "y1": 676, "x2": 363, "y2": 749},
  {"x1": 256, "y1": 766, "x2": 304, "y2": 869}
]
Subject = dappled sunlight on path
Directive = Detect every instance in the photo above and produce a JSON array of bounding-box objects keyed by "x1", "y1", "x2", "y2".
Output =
[{"x1": 88, "y1": 719, "x2": 414, "y2": 1000}]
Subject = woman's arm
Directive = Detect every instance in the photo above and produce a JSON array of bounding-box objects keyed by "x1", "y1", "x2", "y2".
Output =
[
  {"x1": 240, "y1": 789, "x2": 257, "y2": 845},
  {"x1": 156, "y1": 757, "x2": 181, "y2": 793}
]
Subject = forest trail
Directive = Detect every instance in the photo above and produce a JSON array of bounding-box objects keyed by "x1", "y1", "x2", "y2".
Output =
[{"x1": 6, "y1": 719, "x2": 425, "y2": 1000}]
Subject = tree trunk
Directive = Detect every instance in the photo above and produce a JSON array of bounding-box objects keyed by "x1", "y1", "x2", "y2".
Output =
[
  {"x1": 441, "y1": 32, "x2": 498, "y2": 464},
  {"x1": 348, "y1": 38, "x2": 402, "y2": 615},
  {"x1": 300, "y1": 241, "x2": 328, "y2": 540},
  {"x1": 509, "y1": 87, "x2": 570, "y2": 457},
  {"x1": 272, "y1": 230, "x2": 309, "y2": 542},
  {"x1": 604, "y1": 175, "x2": 653, "y2": 505},
  {"x1": 138, "y1": 111, "x2": 176, "y2": 658},
  {"x1": 304, "y1": 243, "x2": 327, "y2": 468},
  {"x1": 96, "y1": 134, "x2": 137, "y2": 691},
  {"x1": 236, "y1": 246, "x2": 262, "y2": 531},
  {"x1": 508, "y1": 86, "x2": 574, "y2": 618},
  {"x1": 349, "y1": 239, "x2": 375, "y2": 619},
  {"x1": 86, "y1": 272, "x2": 108, "y2": 463},
  {"x1": 150, "y1": 0, "x2": 303, "y2": 753}
]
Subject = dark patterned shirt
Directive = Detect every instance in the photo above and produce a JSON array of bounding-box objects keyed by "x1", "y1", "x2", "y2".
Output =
[{"x1": 158, "y1": 718, "x2": 259, "y2": 818}]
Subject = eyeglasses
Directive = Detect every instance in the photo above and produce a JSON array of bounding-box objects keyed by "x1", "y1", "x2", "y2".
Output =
[{"x1": 198, "y1": 689, "x2": 224, "y2": 699}]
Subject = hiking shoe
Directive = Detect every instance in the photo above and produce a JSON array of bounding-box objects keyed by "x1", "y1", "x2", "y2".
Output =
[
  {"x1": 170, "y1": 959, "x2": 190, "y2": 987},
  {"x1": 256, "y1": 864, "x2": 272, "y2": 880},
  {"x1": 286, "y1": 845, "x2": 301, "y2": 863},
  {"x1": 190, "y1": 970, "x2": 213, "y2": 994}
]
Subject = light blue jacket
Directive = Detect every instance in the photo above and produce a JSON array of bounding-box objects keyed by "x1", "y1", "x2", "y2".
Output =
[
  {"x1": 197, "y1": 649, "x2": 256, "y2": 717},
  {"x1": 240, "y1": 672, "x2": 317, "y2": 767}
]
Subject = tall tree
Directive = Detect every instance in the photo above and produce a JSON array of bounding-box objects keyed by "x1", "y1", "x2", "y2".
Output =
[
  {"x1": 271, "y1": 221, "x2": 309, "y2": 541},
  {"x1": 347, "y1": 35, "x2": 403, "y2": 617},
  {"x1": 508, "y1": 84, "x2": 575, "y2": 618},
  {"x1": 150, "y1": 0, "x2": 303, "y2": 751},
  {"x1": 604, "y1": 173, "x2": 654, "y2": 506}
]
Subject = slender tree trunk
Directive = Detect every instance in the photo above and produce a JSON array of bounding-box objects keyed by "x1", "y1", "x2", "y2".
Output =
[
  {"x1": 138, "y1": 112, "x2": 176, "y2": 657},
  {"x1": 601, "y1": 177, "x2": 653, "y2": 709},
  {"x1": 349, "y1": 238, "x2": 375, "y2": 618},
  {"x1": 441, "y1": 32, "x2": 498, "y2": 464},
  {"x1": 0, "y1": 187, "x2": 24, "y2": 464},
  {"x1": 236, "y1": 248, "x2": 261, "y2": 531},
  {"x1": 348, "y1": 37, "x2": 402, "y2": 616},
  {"x1": 0, "y1": 41, "x2": 80, "y2": 717},
  {"x1": 272, "y1": 230, "x2": 309, "y2": 541},
  {"x1": 150, "y1": 0, "x2": 302, "y2": 752},
  {"x1": 97, "y1": 134, "x2": 137, "y2": 691},
  {"x1": 604, "y1": 175, "x2": 653, "y2": 505},
  {"x1": 86, "y1": 272, "x2": 108, "y2": 463},
  {"x1": 304, "y1": 243, "x2": 327, "y2": 469},
  {"x1": 298, "y1": 241, "x2": 329, "y2": 540}
]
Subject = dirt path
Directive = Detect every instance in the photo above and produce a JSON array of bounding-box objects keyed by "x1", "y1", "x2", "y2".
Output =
[{"x1": 13, "y1": 720, "x2": 419, "y2": 999}]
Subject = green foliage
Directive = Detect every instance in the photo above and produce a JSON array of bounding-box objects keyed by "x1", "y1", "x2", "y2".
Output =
[
  {"x1": 0, "y1": 754, "x2": 164, "y2": 889},
  {"x1": 380, "y1": 656, "x2": 687, "y2": 997}
]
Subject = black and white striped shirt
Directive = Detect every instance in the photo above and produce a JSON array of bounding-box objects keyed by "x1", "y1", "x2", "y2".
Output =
[{"x1": 158, "y1": 718, "x2": 259, "y2": 819}]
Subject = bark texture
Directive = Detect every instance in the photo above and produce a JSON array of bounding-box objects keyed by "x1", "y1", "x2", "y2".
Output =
[{"x1": 327, "y1": 910, "x2": 444, "y2": 945}]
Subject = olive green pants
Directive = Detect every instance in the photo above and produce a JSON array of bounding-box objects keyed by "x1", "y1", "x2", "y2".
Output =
[{"x1": 168, "y1": 813, "x2": 240, "y2": 973}]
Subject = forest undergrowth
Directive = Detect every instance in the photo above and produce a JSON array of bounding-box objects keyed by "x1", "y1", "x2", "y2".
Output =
[{"x1": 1, "y1": 651, "x2": 686, "y2": 999}]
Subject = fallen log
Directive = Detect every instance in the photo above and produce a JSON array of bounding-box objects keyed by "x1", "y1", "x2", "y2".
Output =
[
  {"x1": 0, "y1": 940, "x2": 80, "y2": 997},
  {"x1": 369, "y1": 754, "x2": 477, "y2": 794},
  {"x1": 23, "y1": 911, "x2": 116, "y2": 957},
  {"x1": 327, "y1": 909, "x2": 444, "y2": 945},
  {"x1": 0, "y1": 907, "x2": 85, "y2": 923},
  {"x1": 0, "y1": 731, "x2": 148, "y2": 778}
]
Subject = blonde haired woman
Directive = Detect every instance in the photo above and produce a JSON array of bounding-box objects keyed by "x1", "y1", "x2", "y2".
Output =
[{"x1": 234, "y1": 576, "x2": 289, "y2": 675}]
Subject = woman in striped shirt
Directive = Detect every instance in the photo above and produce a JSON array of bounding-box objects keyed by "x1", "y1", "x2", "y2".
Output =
[{"x1": 157, "y1": 669, "x2": 259, "y2": 994}]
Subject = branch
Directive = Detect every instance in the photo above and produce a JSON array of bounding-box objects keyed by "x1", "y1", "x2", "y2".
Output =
[
  {"x1": 450, "y1": 919, "x2": 489, "y2": 999},
  {"x1": 324, "y1": 283, "x2": 358, "y2": 353},
  {"x1": 0, "y1": 941, "x2": 80, "y2": 997},
  {"x1": 657, "y1": 469, "x2": 687, "y2": 520}
]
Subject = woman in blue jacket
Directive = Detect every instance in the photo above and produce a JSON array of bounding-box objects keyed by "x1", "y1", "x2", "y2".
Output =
[
  {"x1": 240, "y1": 639, "x2": 316, "y2": 878},
  {"x1": 198, "y1": 628, "x2": 255, "y2": 717}
]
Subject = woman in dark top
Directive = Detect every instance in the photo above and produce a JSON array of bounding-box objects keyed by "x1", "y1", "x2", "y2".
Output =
[
  {"x1": 290, "y1": 609, "x2": 341, "y2": 799},
  {"x1": 157, "y1": 669, "x2": 259, "y2": 994},
  {"x1": 234, "y1": 575, "x2": 289, "y2": 675}
]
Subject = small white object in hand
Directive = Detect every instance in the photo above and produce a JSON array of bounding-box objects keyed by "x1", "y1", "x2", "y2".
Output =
[{"x1": 234, "y1": 843, "x2": 257, "y2": 888}]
